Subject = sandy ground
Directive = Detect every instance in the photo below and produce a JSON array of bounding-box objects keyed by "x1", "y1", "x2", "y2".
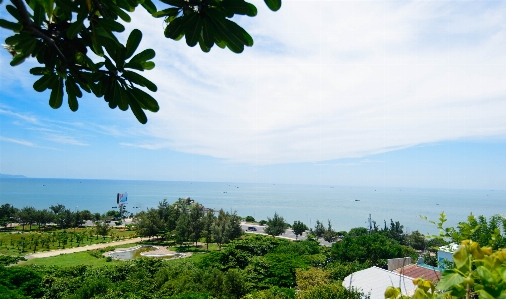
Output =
[
  {"x1": 105, "y1": 245, "x2": 193, "y2": 259},
  {"x1": 24, "y1": 237, "x2": 144, "y2": 259}
]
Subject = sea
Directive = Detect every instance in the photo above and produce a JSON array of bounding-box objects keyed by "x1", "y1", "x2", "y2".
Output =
[{"x1": 0, "y1": 178, "x2": 504, "y2": 235}]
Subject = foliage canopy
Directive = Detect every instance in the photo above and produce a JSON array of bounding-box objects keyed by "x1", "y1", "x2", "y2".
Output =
[{"x1": 0, "y1": 0, "x2": 281, "y2": 123}]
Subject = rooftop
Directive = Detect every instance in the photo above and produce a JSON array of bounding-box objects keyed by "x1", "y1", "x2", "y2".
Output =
[
  {"x1": 342, "y1": 266, "x2": 416, "y2": 299},
  {"x1": 394, "y1": 264, "x2": 441, "y2": 283}
]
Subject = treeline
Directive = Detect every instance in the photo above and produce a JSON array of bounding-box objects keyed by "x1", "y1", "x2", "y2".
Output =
[
  {"x1": 0, "y1": 235, "x2": 369, "y2": 299},
  {"x1": 2, "y1": 211, "x2": 505, "y2": 298},
  {"x1": 134, "y1": 198, "x2": 243, "y2": 248},
  {"x1": 1, "y1": 203, "x2": 89, "y2": 231},
  {"x1": 0, "y1": 203, "x2": 128, "y2": 231}
]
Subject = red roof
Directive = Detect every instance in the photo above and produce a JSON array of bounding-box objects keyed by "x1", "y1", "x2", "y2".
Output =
[{"x1": 394, "y1": 264, "x2": 441, "y2": 283}]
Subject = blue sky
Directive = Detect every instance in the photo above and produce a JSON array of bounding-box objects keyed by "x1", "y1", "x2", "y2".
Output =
[{"x1": 1, "y1": 1, "x2": 506, "y2": 189}]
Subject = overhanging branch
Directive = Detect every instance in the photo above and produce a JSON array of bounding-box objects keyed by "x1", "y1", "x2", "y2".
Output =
[{"x1": 11, "y1": 0, "x2": 68, "y2": 63}]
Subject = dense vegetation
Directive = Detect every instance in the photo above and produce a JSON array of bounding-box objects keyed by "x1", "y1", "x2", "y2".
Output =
[
  {"x1": 387, "y1": 213, "x2": 506, "y2": 299},
  {"x1": 2, "y1": 199, "x2": 506, "y2": 298},
  {"x1": 0, "y1": 235, "x2": 370, "y2": 299},
  {"x1": 134, "y1": 198, "x2": 243, "y2": 249}
]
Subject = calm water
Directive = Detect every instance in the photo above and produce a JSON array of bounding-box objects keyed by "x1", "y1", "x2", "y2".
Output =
[{"x1": 0, "y1": 178, "x2": 504, "y2": 234}]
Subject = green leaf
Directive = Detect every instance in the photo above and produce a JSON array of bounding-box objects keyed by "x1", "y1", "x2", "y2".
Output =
[
  {"x1": 159, "y1": 0, "x2": 187, "y2": 7},
  {"x1": 73, "y1": 73, "x2": 92, "y2": 94},
  {"x1": 125, "y1": 29, "x2": 142, "y2": 59},
  {"x1": 131, "y1": 87, "x2": 159, "y2": 112},
  {"x1": 141, "y1": 61, "x2": 155, "y2": 70},
  {"x1": 54, "y1": 0, "x2": 74, "y2": 13},
  {"x1": 0, "y1": 19, "x2": 23, "y2": 32},
  {"x1": 128, "y1": 94, "x2": 148, "y2": 124},
  {"x1": 264, "y1": 0, "x2": 281, "y2": 11},
  {"x1": 91, "y1": 30, "x2": 104, "y2": 56},
  {"x1": 184, "y1": 13, "x2": 202, "y2": 47},
  {"x1": 99, "y1": 18, "x2": 125, "y2": 32},
  {"x1": 215, "y1": 39, "x2": 227, "y2": 49},
  {"x1": 129, "y1": 49, "x2": 155, "y2": 64},
  {"x1": 152, "y1": 7, "x2": 180, "y2": 18},
  {"x1": 111, "y1": 6, "x2": 131, "y2": 22},
  {"x1": 104, "y1": 57, "x2": 117, "y2": 73},
  {"x1": 66, "y1": 84, "x2": 79, "y2": 112},
  {"x1": 475, "y1": 290, "x2": 496, "y2": 299},
  {"x1": 245, "y1": 3, "x2": 258, "y2": 17},
  {"x1": 222, "y1": 0, "x2": 258, "y2": 17},
  {"x1": 38, "y1": 0, "x2": 55, "y2": 21},
  {"x1": 202, "y1": 18, "x2": 215, "y2": 48},
  {"x1": 164, "y1": 16, "x2": 186, "y2": 40},
  {"x1": 102, "y1": 38, "x2": 125, "y2": 68},
  {"x1": 66, "y1": 77, "x2": 82, "y2": 98},
  {"x1": 198, "y1": 36, "x2": 211, "y2": 53},
  {"x1": 30, "y1": 67, "x2": 48, "y2": 75},
  {"x1": 452, "y1": 244, "x2": 469, "y2": 269},
  {"x1": 123, "y1": 70, "x2": 157, "y2": 92},
  {"x1": 116, "y1": 83, "x2": 129, "y2": 111},
  {"x1": 33, "y1": 2, "x2": 46, "y2": 27},
  {"x1": 10, "y1": 53, "x2": 26, "y2": 66},
  {"x1": 114, "y1": 46, "x2": 126, "y2": 71},
  {"x1": 208, "y1": 10, "x2": 244, "y2": 53},
  {"x1": 6, "y1": 5, "x2": 21, "y2": 21},
  {"x1": 225, "y1": 19, "x2": 253, "y2": 47},
  {"x1": 5, "y1": 34, "x2": 23, "y2": 46},
  {"x1": 476, "y1": 266, "x2": 497, "y2": 284},
  {"x1": 103, "y1": 77, "x2": 116, "y2": 104},
  {"x1": 49, "y1": 78, "x2": 64, "y2": 109},
  {"x1": 436, "y1": 269, "x2": 464, "y2": 291},
  {"x1": 124, "y1": 61, "x2": 144, "y2": 71},
  {"x1": 141, "y1": 0, "x2": 157, "y2": 14},
  {"x1": 18, "y1": 38, "x2": 38, "y2": 56},
  {"x1": 33, "y1": 74, "x2": 54, "y2": 92},
  {"x1": 95, "y1": 26, "x2": 118, "y2": 42},
  {"x1": 67, "y1": 21, "x2": 84, "y2": 39}
]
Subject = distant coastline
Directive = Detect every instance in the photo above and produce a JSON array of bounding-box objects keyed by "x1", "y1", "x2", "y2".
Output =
[{"x1": 0, "y1": 173, "x2": 27, "y2": 178}]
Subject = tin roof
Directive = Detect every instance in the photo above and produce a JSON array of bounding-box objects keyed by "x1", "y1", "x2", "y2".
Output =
[
  {"x1": 394, "y1": 264, "x2": 441, "y2": 283},
  {"x1": 342, "y1": 266, "x2": 417, "y2": 299}
]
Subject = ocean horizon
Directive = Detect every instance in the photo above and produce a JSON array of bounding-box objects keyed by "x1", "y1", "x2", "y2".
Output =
[{"x1": 0, "y1": 177, "x2": 504, "y2": 235}]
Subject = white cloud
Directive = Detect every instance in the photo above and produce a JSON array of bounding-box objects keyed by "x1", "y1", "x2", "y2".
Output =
[
  {"x1": 120, "y1": 1, "x2": 506, "y2": 164},
  {"x1": 0, "y1": 136, "x2": 36, "y2": 147},
  {"x1": 42, "y1": 134, "x2": 89, "y2": 146},
  {"x1": 0, "y1": 109, "x2": 38, "y2": 124}
]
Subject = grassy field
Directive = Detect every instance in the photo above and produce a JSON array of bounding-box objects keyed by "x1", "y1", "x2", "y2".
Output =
[
  {"x1": 21, "y1": 251, "x2": 124, "y2": 267},
  {"x1": 0, "y1": 227, "x2": 137, "y2": 256},
  {"x1": 20, "y1": 242, "x2": 211, "y2": 267}
]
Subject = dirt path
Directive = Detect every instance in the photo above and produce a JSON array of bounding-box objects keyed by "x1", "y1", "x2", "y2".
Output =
[{"x1": 25, "y1": 237, "x2": 144, "y2": 259}]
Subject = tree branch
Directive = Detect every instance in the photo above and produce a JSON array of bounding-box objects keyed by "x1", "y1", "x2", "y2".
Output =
[
  {"x1": 10, "y1": 0, "x2": 68, "y2": 63},
  {"x1": 92, "y1": 0, "x2": 106, "y2": 17}
]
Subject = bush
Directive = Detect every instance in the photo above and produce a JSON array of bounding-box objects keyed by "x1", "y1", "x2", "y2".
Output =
[
  {"x1": 166, "y1": 292, "x2": 215, "y2": 299},
  {"x1": 243, "y1": 287, "x2": 295, "y2": 299},
  {"x1": 297, "y1": 283, "x2": 366, "y2": 299},
  {"x1": 0, "y1": 256, "x2": 26, "y2": 266},
  {"x1": 245, "y1": 216, "x2": 255, "y2": 222}
]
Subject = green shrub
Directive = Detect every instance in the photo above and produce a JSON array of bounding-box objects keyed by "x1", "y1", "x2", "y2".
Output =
[{"x1": 245, "y1": 216, "x2": 255, "y2": 222}]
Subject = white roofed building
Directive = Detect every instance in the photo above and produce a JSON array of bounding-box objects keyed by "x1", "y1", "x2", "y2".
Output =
[{"x1": 342, "y1": 266, "x2": 417, "y2": 299}]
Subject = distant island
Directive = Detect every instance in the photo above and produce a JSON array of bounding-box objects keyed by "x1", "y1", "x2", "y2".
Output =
[{"x1": 0, "y1": 173, "x2": 27, "y2": 178}]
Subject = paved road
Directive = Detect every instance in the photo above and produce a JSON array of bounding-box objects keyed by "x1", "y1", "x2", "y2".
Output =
[{"x1": 24, "y1": 237, "x2": 144, "y2": 259}]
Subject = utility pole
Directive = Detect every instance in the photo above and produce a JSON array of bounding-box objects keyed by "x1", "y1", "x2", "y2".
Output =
[{"x1": 368, "y1": 214, "x2": 372, "y2": 234}]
